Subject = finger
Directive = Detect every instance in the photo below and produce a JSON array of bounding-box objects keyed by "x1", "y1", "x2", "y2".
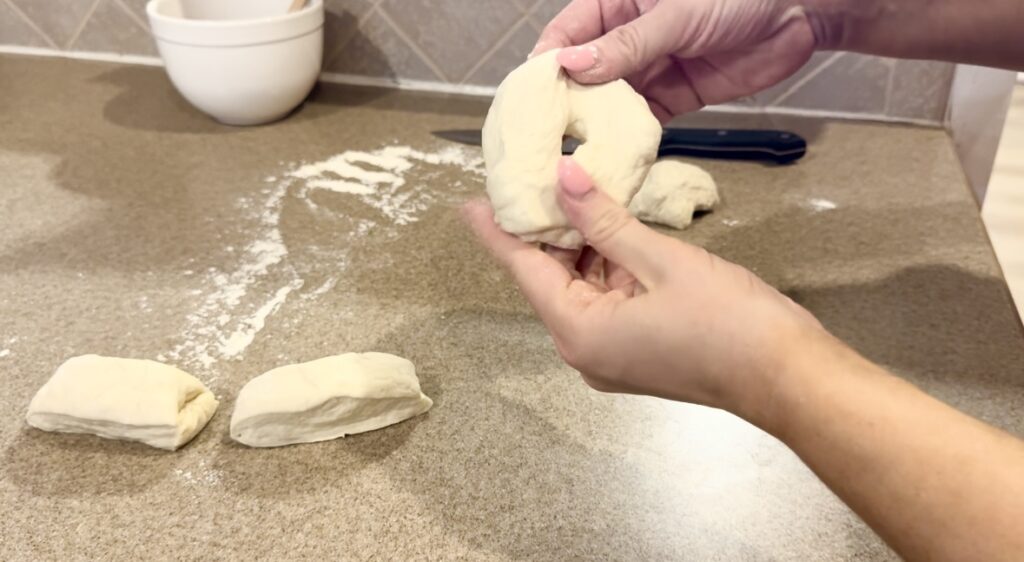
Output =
[
  {"x1": 555, "y1": 157, "x2": 674, "y2": 287},
  {"x1": 555, "y1": 2, "x2": 683, "y2": 84},
  {"x1": 629, "y1": 57, "x2": 705, "y2": 118},
  {"x1": 683, "y1": 17, "x2": 815, "y2": 104},
  {"x1": 531, "y1": 0, "x2": 638, "y2": 57},
  {"x1": 462, "y1": 200, "x2": 578, "y2": 331}
]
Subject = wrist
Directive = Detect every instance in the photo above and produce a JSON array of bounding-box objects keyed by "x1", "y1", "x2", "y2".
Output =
[
  {"x1": 796, "y1": 0, "x2": 881, "y2": 51},
  {"x1": 736, "y1": 325, "x2": 856, "y2": 437}
]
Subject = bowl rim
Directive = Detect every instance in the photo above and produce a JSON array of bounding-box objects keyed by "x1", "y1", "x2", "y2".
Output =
[{"x1": 146, "y1": 0, "x2": 323, "y2": 28}]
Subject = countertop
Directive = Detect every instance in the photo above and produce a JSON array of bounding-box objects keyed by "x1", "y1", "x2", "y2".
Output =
[{"x1": 2, "y1": 54, "x2": 1023, "y2": 560}]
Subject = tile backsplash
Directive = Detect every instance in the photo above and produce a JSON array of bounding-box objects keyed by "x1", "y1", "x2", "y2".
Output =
[{"x1": 0, "y1": 0, "x2": 954, "y2": 124}]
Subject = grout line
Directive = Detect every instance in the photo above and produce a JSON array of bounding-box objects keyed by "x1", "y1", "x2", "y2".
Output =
[
  {"x1": 507, "y1": 0, "x2": 530, "y2": 13},
  {"x1": 112, "y1": 0, "x2": 150, "y2": 30},
  {"x1": 320, "y1": 69, "x2": 499, "y2": 96},
  {"x1": 0, "y1": 44, "x2": 163, "y2": 66},
  {"x1": 322, "y1": 3, "x2": 381, "y2": 70},
  {"x1": 375, "y1": 6, "x2": 448, "y2": 82},
  {"x1": 458, "y1": 0, "x2": 545, "y2": 85},
  {"x1": 65, "y1": 0, "x2": 103, "y2": 50},
  {"x1": 3, "y1": 0, "x2": 59, "y2": 49},
  {"x1": 715, "y1": 102, "x2": 943, "y2": 127},
  {"x1": 768, "y1": 51, "x2": 843, "y2": 106},
  {"x1": 882, "y1": 57, "x2": 896, "y2": 115},
  {"x1": 0, "y1": 44, "x2": 948, "y2": 128}
]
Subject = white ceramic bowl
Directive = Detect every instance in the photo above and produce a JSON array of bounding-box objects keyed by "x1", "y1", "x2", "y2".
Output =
[{"x1": 147, "y1": 0, "x2": 324, "y2": 126}]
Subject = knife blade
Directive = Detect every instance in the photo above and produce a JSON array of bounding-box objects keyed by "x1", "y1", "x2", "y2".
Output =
[{"x1": 433, "y1": 128, "x2": 807, "y2": 164}]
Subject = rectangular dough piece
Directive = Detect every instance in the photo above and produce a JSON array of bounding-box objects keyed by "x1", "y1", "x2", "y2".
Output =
[
  {"x1": 230, "y1": 352, "x2": 432, "y2": 448},
  {"x1": 26, "y1": 355, "x2": 219, "y2": 451}
]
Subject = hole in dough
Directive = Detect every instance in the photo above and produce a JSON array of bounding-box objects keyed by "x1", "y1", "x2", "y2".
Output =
[{"x1": 482, "y1": 49, "x2": 662, "y2": 249}]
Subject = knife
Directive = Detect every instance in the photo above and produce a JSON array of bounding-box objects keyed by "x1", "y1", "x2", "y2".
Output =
[{"x1": 433, "y1": 128, "x2": 807, "y2": 164}]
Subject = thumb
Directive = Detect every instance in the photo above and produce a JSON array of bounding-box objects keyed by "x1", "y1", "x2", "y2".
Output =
[
  {"x1": 556, "y1": 3, "x2": 679, "y2": 84},
  {"x1": 556, "y1": 157, "x2": 672, "y2": 287}
]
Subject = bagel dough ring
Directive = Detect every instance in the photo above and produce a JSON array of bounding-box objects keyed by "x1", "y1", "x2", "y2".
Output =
[{"x1": 482, "y1": 49, "x2": 662, "y2": 249}]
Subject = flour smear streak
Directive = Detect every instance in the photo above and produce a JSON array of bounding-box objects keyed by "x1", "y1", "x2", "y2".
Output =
[{"x1": 160, "y1": 144, "x2": 483, "y2": 382}]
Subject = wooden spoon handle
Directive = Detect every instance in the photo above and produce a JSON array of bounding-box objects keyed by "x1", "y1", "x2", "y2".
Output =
[{"x1": 288, "y1": 0, "x2": 306, "y2": 12}]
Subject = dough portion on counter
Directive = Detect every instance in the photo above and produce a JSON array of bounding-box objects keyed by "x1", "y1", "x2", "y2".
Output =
[
  {"x1": 629, "y1": 159, "x2": 719, "y2": 229},
  {"x1": 230, "y1": 352, "x2": 433, "y2": 448},
  {"x1": 26, "y1": 355, "x2": 219, "y2": 451},
  {"x1": 482, "y1": 49, "x2": 661, "y2": 249}
]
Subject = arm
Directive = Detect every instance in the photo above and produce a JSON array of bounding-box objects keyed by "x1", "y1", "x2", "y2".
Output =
[
  {"x1": 806, "y1": 0, "x2": 1024, "y2": 70},
  {"x1": 465, "y1": 157, "x2": 1024, "y2": 561},
  {"x1": 766, "y1": 331, "x2": 1024, "y2": 561}
]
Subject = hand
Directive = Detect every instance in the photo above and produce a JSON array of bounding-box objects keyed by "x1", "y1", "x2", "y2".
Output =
[
  {"x1": 464, "y1": 157, "x2": 828, "y2": 423},
  {"x1": 532, "y1": 0, "x2": 817, "y2": 121}
]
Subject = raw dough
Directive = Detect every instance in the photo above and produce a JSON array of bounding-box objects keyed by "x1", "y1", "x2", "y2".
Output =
[
  {"x1": 26, "y1": 355, "x2": 219, "y2": 451},
  {"x1": 482, "y1": 49, "x2": 662, "y2": 249},
  {"x1": 230, "y1": 352, "x2": 433, "y2": 447},
  {"x1": 629, "y1": 159, "x2": 719, "y2": 229}
]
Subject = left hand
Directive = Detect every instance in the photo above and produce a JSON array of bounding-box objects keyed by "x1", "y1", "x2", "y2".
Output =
[{"x1": 464, "y1": 157, "x2": 826, "y2": 421}]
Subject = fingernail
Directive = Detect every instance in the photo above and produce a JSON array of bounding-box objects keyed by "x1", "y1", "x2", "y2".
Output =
[
  {"x1": 556, "y1": 45, "x2": 596, "y2": 72},
  {"x1": 558, "y1": 156, "x2": 592, "y2": 199}
]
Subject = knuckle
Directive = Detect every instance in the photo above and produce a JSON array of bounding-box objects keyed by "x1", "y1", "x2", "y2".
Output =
[
  {"x1": 608, "y1": 24, "x2": 646, "y2": 66},
  {"x1": 585, "y1": 205, "x2": 633, "y2": 246}
]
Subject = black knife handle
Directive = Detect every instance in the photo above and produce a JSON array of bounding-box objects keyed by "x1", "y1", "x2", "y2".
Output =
[{"x1": 658, "y1": 128, "x2": 806, "y2": 164}]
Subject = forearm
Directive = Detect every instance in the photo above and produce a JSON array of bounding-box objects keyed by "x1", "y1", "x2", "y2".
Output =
[
  {"x1": 755, "y1": 333, "x2": 1024, "y2": 560},
  {"x1": 801, "y1": 0, "x2": 1024, "y2": 70}
]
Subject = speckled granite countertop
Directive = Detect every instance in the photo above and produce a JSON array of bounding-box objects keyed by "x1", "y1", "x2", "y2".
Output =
[{"x1": 1, "y1": 54, "x2": 1022, "y2": 561}]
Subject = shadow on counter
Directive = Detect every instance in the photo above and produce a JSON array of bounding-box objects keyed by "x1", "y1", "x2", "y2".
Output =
[
  {"x1": 787, "y1": 264, "x2": 1024, "y2": 388},
  {"x1": 96, "y1": 16, "x2": 488, "y2": 136},
  {"x1": 3, "y1": 427, "x2": 187, "y2": 498},
  {"x1": 697, "y1": 202, "x2": 1024, "y2": 398}
]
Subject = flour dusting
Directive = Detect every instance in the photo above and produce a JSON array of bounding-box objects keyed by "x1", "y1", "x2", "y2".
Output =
[
  {"x1": 290, "y1": 144, "x2": 484, "y2": 225},
  {"x1": 218, "y1": 279, "x2": 303, "y2": 359},
  {"x1": 160, "y1": 143, "x2": 483, "y2": 380},
  {"x1": 0, "y1": 336, "x2": 17, "y2": 359},
  {"x1": 174, "y1": 459, "x2": 222, "y2": 487},
  {"x1": 804, "y1": 198, "x2": 838, "y2": 212},
  {"x1": 160, "y1": 182, "x2": 296, "y2": 376}
]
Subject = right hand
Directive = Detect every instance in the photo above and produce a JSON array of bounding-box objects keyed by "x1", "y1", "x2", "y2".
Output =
[
  {"x1": 464, "y1": 157, "x2": 831, "y2": 425},
  {"x1": 533, "y1": 0, "x2": 818, "y2": 121}
]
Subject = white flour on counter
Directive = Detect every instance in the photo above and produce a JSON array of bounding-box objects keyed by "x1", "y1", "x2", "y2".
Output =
[
  {"x1": 160, "y1": 144, "x2": 484, "y2": 380},
  {"x1": 0, "y1": 336, "x2": 18, "y2": 359},
  {"x1": 218, "y1": 278, "x2": 303, "y2": 358},
  {"x1": 174, "y1": 458, "x2": 222, "y2": 487},
  {"x1": 160, "y1": 182, "x2": 300, "y2": 377},
  {"x1": 803, "y1": 197, "x2": 838, "y2": 212},
  {"x1": 290, "y1": 145, "x2": 484, "y2": 225}
]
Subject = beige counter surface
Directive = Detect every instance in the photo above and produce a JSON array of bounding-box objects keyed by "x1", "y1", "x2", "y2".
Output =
[{"x1": 2, "y1": 54, "x2": 1022, "y2": 560}]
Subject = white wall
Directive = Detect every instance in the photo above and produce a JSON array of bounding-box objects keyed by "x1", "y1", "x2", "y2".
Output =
[{"x1": 947, "y1": 65, "x2": 1017, "y2": 202}]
